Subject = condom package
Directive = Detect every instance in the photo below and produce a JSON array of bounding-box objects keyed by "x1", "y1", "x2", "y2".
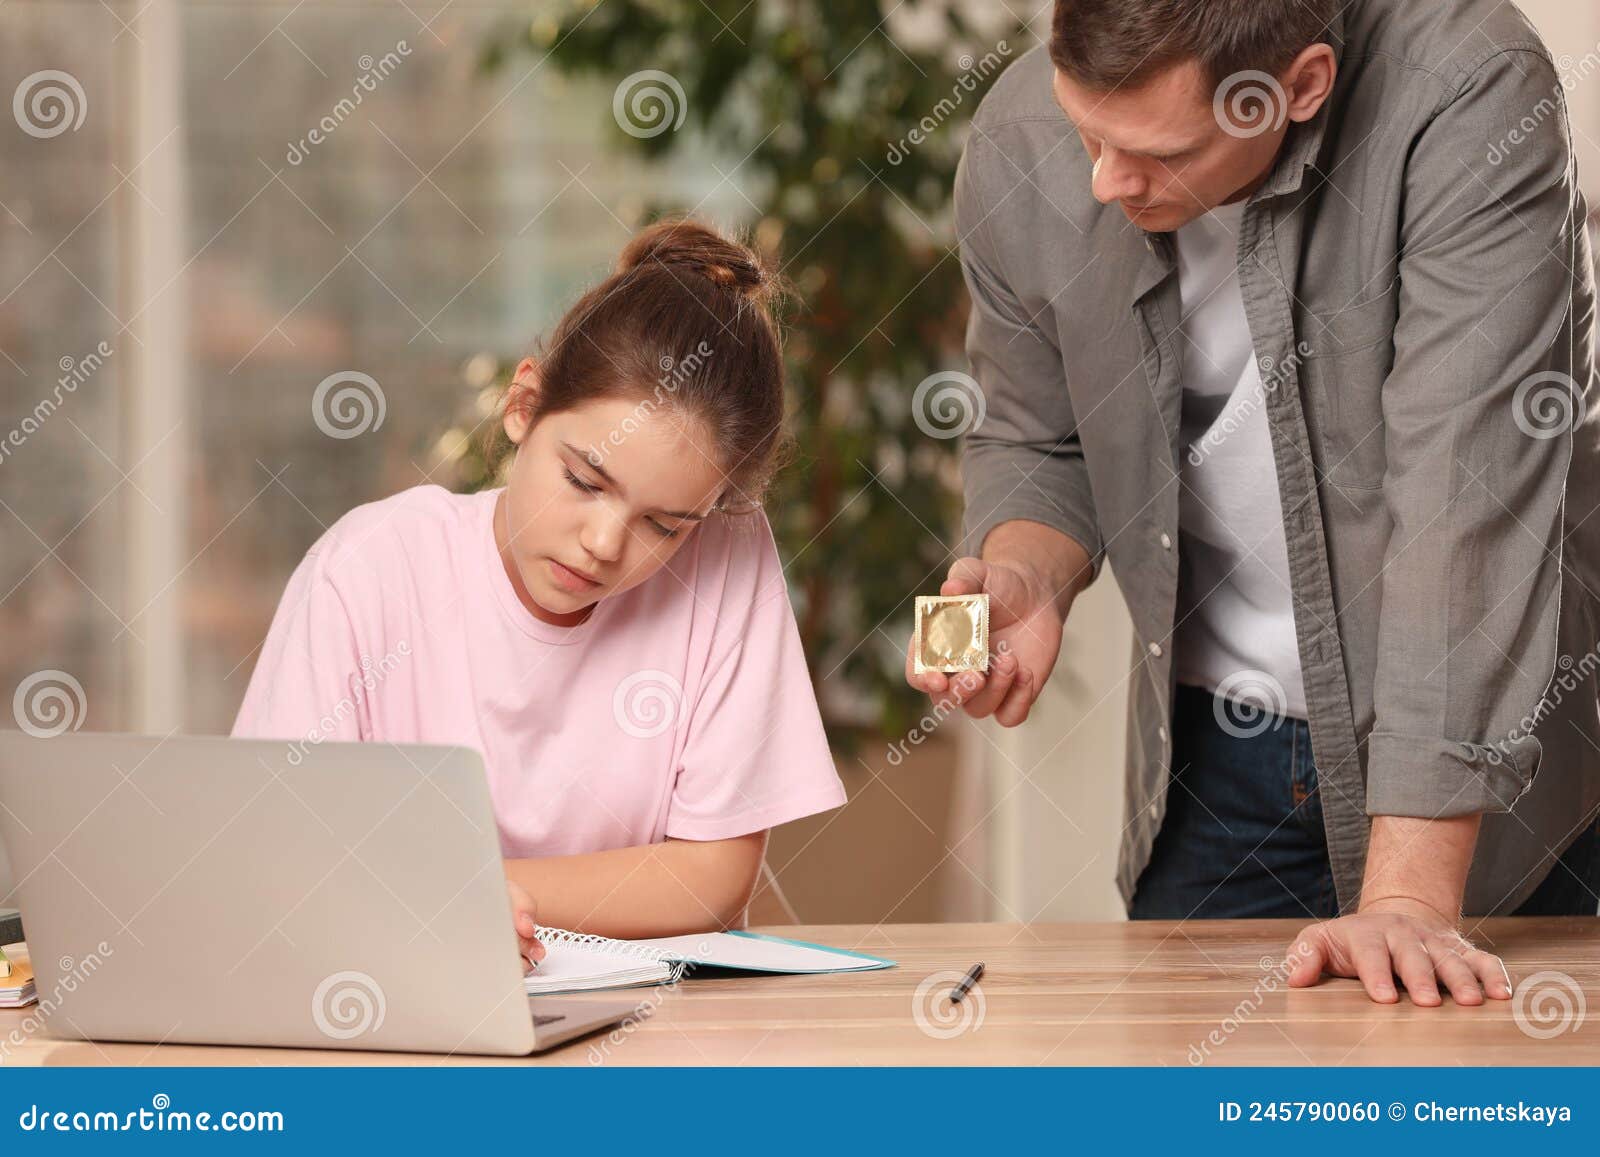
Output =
[{"x1": 913, "y1": 594, "x2": 990, "y2": 675}]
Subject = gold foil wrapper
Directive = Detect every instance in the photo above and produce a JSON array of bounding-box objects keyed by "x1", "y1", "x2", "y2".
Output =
[{"x1": 913, "y1": 594, "x2": 990, "y2": 675}]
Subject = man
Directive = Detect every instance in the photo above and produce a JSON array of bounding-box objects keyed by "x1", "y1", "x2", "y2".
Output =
[{"x1": 909, "y1": 0, "x2": 1600, "y2": 1006}]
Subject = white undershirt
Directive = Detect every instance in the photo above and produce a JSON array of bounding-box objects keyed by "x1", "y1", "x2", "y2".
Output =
[{"x1": 1170, "y1": 200, "x2": 1308, "y2": 720}]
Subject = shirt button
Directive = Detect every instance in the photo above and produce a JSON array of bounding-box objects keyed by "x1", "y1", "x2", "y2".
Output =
[
  {"x1": 1158, "y1": 725, "x2": 1168, "y2": 743},
  {"x1": 1147, "y1": 801, "x2": 1159, "y2": 817},
  {"x1": 1159, "y1": 532, "x2": 1172, "y2": 550},
  {"x1": 1148, "y1": 642, "x2": 1163, "y2": 657}
]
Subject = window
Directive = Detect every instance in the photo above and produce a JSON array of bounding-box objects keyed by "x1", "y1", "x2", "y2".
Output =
[{"x1": 2, "y1": 0, "x2": 748, "y2": 733}]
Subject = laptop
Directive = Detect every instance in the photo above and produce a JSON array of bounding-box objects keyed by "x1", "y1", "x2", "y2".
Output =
[{"x1": 0, "y1": 731, "x2": 638, "y2": 1056}]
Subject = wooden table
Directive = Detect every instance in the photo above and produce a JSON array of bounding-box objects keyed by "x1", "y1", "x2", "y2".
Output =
[{"x1": 4, "y1": 920, "x2": 1596, "y2": 1065}]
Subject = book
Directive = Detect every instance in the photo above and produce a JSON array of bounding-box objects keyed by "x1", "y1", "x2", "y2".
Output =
[
  {"x1": 0, "y1": 955, "x2": 35, "y2": 1009},
  {"x1": 523, "y1": 927, "x2": 895, "y2": 996}
]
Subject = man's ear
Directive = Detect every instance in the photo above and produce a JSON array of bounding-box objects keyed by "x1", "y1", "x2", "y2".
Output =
[
  {"x1": 1283, "y1": 42, "x2": 1336, "y2": 124},
  {"x1": 503, "y1": 357, "x2": 540, "y2": 445}
]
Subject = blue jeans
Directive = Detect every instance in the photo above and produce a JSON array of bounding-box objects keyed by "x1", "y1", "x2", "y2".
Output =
[{"x1": 1129, "y1": 683, "x2": 1600, "y2": 920}]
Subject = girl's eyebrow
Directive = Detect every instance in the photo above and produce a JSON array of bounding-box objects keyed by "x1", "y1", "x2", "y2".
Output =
[{"x1": 562, "y1": 441, "x2": 708, "y2": 521}]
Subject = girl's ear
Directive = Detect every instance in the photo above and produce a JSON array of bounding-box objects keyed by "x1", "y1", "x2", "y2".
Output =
[{"x1": 503, "y1": 358, "x2": 541, "y2": 445}]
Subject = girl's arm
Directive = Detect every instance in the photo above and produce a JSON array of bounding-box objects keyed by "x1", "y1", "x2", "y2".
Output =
[{"x1": 502, "y1": 830, "x2": 768, "y2": 939}]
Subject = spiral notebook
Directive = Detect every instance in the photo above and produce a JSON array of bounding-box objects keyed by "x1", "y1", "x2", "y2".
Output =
[{"x1": 524, "y1": 927, "x2": 895, "y2": 995}]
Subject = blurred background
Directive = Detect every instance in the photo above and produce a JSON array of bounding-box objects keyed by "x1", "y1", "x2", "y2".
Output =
[{"x1": 2, "y1": 0, "x2": 1597, "y2": 925}]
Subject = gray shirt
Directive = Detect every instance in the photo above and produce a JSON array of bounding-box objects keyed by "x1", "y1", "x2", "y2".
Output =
[{"x1": 956, "y1": 0, "x2": 1600, "y2": 915}]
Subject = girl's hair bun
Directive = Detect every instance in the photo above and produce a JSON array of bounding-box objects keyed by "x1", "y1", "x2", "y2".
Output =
[{"x1": 616, "y1": 216, "x2": 775, "y2": 303}]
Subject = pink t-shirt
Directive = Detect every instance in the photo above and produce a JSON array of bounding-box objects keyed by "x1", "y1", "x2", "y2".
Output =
[{"x1": 232, "y1": 485, "x2": 845, "y2": 855}]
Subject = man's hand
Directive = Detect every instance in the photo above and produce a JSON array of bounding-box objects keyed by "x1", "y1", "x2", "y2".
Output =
[
  {"x1": 1286, "y1": 814, "x2": 1509, "y2": 1006},
  {"x1": 1285, "y1": 896, "x2": 1513, "y2": 1006},
  {"x1": 506, "y1": 878, "x2": 546, "y2": 972},
  {"x1": 905, "y1": 556, "x2": 1065, "y2": 727}
]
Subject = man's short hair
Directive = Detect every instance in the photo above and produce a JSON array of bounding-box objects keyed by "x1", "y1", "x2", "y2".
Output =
[{"x1": 1049, "y1": 0, "x2": 1337, "y2": 92}]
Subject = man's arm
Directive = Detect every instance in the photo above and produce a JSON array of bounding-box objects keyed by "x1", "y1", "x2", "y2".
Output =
[
  {"x1": 955, "y1": 131, "x2": 1106, "y2": 585},
  {"x1": 1360, "y1": 815, "x2": 1480, "y2": 924},
  {"x1": 1361, "y1": 46, "x2": 1582, "y2": 823},
  {"x1": 908, "y1": 137, "x2": 1105, "y2": 726},
  {"x1": 1288, "y1": 47, "x2": 1587, "y2": 1003}
]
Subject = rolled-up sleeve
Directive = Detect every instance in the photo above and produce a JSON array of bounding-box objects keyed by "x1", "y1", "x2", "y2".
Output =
[
  {"x1": 1365, "y1": 50, "x2": 1586, "y2": 817},
  {"x1": 954, "y1": 135, "x2": 1105, "y2": 580}
]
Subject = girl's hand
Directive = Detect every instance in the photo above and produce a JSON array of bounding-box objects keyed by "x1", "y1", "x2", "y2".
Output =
[{"x1": 506, "y1": 878, "x2": 546, "y2": 972}]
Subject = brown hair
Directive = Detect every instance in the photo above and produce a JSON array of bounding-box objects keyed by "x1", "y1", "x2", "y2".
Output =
[
  {"x1": 1049, "y1": 0, "x2": 1336, "y2": 92},
  {"x1": 489, "y1": 216, "x2": 791, "y2": 512}
]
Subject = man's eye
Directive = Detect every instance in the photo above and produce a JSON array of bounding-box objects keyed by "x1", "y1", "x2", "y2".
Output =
[
  {"x1": 647, "y1": 519, "x2": 681, "y2": 539},
  {"x1": 563, "y1": 467, "x2": 600, "y2": 494}
]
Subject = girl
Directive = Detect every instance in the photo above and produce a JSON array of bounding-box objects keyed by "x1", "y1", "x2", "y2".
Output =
[{"x1": 233, "y1": 219, "x2": 845, "y2": 967}]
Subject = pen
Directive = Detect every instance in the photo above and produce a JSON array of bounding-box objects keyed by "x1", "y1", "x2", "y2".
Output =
[{"x1": 949, "y1": 962, "x2": 984, "y2": 1003}]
